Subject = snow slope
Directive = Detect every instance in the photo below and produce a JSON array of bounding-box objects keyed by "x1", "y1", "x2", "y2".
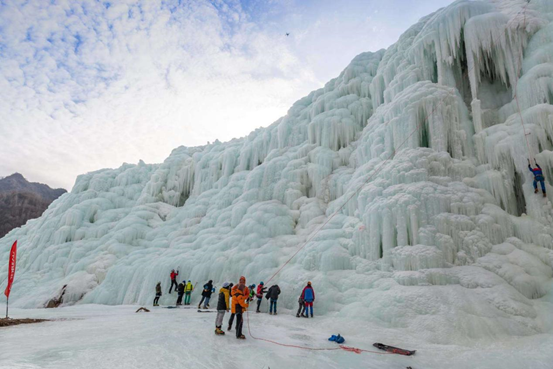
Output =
[{"x1": 2, "y1": 0, "x2": 553, "y2": 346}]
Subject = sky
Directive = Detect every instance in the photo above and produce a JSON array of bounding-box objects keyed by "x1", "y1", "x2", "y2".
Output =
[{"x1": 0, "y1": 0, "x2": 455, "y2": 190}]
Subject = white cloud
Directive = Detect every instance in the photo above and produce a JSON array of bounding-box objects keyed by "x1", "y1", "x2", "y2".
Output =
[
  {"x1": 0, "y1": 0, "x2": 455, "y2": 190},
  {"x1": 0, "y1": 0, "x2": 320, "y2": 189}
]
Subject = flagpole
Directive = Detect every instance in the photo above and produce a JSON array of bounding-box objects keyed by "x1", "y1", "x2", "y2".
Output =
[{"x1": 5, "y1": 297, "x2": 8, "y2": 319}]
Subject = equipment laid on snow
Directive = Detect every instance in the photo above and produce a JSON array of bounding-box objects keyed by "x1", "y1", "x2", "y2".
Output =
[
  {"x1": 373, "y1": 343, "x2": 416, "y2": 356},
  {"x1": 136, "y1": 307, "x2": 150, "y2": 313},
  {"x1": 328, "y1": 334, "x2": 345, "y2": 344}
]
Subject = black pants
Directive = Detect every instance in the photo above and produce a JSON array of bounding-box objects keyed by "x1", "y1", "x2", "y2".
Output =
[
  {"x1": 256, "y1": 298, "x2": 262, "y2": 312},
  {"x1": 228, "y1": 313, "x2": 235, "y2": 329},
  {"x1": 153, "y1": 296, "x2": 160, "y2": 305},
  {"x1": 235, "y1": 313, "x2": 243, "y2": 338},
  {"x1": 176, "y1": 294, "x2": 183, "y2": 305},
  {"x1": 169, "y1": 280, "x2": 178, "y2": 293},
  {"x1": 297, "y1": 302, "x2": 305, "y2": 316}
]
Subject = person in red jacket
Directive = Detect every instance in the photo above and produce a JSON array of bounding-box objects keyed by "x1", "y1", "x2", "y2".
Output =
[
  {"x1": 300, "y1": 282, "x2": 315, "y2": 318},
  {"x1": 169, "y1": 269, "x2": 179, "y2": 293},
  {"x1": 256, "y1": 282, "x2": 267, "y2": 313}
]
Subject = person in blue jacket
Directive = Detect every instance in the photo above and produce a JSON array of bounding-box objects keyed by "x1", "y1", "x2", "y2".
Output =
[
  {"x1": 300, "y1": 282, "x2": 315, "y2": 318},
  {"x1": 529, "y1": 159, "x2": 547, "y2": 197}
]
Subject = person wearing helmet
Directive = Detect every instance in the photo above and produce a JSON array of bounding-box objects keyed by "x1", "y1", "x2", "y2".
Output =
[
  {"x1": 231, "y1": 276, "x2": 250, "y2": 339},
  {"x1": 256, "y1": 282, "x2": 267, "y2": 313},
  {"x1": 184, "y1": 280, "x2": 194, "y2": 305},
  {"x1": 300, "y1": 282, "x2": 315, "y2": 318},
  {"x1": 215, "y1": 282, "x2": 231, "y2": 335}
]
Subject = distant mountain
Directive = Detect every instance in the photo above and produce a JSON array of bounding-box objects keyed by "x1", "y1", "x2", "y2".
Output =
[{"x1": 0, "y1": 174, "x2": 66, "y2": 237}]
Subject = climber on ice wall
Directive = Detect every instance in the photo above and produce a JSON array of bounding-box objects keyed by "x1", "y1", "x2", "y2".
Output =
[
  {"x1": 528, "y1": 159, "x2": 547, "y2": 197},
  {"x1": 169, "y1": 269, "x2": 179, "y2": 293}
]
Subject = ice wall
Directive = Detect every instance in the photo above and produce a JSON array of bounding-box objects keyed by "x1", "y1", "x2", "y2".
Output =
[{"x1": 2, "y1": 0, "x2": 553, "y2": 344}]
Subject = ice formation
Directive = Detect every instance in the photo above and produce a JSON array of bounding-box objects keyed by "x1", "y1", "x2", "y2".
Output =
[{"x1": 2, "y1": 0, "x2": 553, "y2": 344}]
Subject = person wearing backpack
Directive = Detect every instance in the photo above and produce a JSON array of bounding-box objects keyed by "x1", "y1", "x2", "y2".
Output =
[
  {"x1": 265, "y1": 284, "x2": 281, "y2": 315},
  {"x1": 215, "y1": 282, "x2": 231, "y2": 335},
  {"x1": 176, "y1": 281, "x2": 185, "y2": 306},
  {"x1": 256, "y1": 282, "x2": 267, "y2": 313},
  {"x1": 300, "y1": 282, "x2": 315, "y2": 318},
  {"x1": 184, "y1": 280, "x2": 194, "y2": 305},
  {"x1": 198, "y1": 280, "x2": 214, "y2": 309},
  {"x1": 231, "y1": 276, "x2": 250, "y2": 339},
  {"x1": 153, "y1": 282, "x2": 162, "y2": 306}
]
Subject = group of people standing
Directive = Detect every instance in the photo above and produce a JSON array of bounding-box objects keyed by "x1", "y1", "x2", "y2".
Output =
[{"x1": 154, "y1": 270, "x2": 317, "y2": 340}]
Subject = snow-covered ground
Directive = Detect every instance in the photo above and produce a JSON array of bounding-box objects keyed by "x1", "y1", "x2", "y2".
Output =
[{"x1": 1, "y1": 303, "x2": 552, "y2": 369}]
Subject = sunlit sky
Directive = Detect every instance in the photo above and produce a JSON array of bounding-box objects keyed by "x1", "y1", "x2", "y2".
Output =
[{"x1": 0, "y1": 0, "x2": 454, "y2": 189}]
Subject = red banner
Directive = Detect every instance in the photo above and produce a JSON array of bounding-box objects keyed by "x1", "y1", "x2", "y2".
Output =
[{"x1": 4, "y1": 241, "x2": 17, "y2": 298}]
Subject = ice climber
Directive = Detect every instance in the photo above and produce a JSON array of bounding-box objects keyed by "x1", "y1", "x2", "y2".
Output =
[
  {"x1": 231, "y1": 276, "x2": 250, "y2": 339},
  {"x1": 301, "y1": 282, "x2": 315, "y2": 318},
  {"x1": 176, "y1": 281, "x2": 185, "y2": 305},
  {"x1": 529, "y1": 159, "x2": 547, "y2": 197},
  {"x1": 153, "y1": 282, "x2": 162, "y2": 306},
  {"x1": 198, "y1": 280, "x2": 214, "y2": 309},
  {"x1": 266, "y1": 284, "x2": 281, "y2": 315},
  {"x1": 169, "y1": 269, "x2": 179, "y2": 293},
  {"x1": 256, "y1": 282, "x2": 267, "y2": 313},
  {"x1": 296, "y1": 296, "x2": 306, "y2": 318},
  {"x1": 215, "y1": 282, "x2": 231, "y2": 335},
  {"x1": 184, "y1": 280, "x2": 194, "y2": 305}
]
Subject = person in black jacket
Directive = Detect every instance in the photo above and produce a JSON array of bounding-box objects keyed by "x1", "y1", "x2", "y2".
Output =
[
  {"x1": 198, "y1": 280, "x2": 214, "y2": 309},
  {"x1": 215, "y1": 282, "x2": 231, "y2": 335},
  {"x1": 266, "y1": 284, "x2": 281, "y2": 315},
  {"x1": 176, "y1": 281, "x2": 185, "y2": 305}
]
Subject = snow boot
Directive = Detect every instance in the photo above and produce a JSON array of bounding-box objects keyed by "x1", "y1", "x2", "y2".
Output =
[
  {"x1": 227, "y1": 325, "x2": 232, "y2": 331},
  {"x1": 215, "y1": 328, "x2": 225, "y2": 335},
  {"x1": 237, "y1": 335, "x2": 246, "y2": 339},
  {"x1": 274, "y1": 312, "x2": 277, "y2": 315},
  {"x1": 544, "y1": 192, "x2": 547, "y2": 197},
  {"x1": 535, "y1": 188, "x2": 539, "y2": 193},
  {"x1": 296, "y1": 313, "x2": 300, "y2": 318}
]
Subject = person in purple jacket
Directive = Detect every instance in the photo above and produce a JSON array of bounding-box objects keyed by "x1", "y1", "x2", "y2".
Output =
[{"x1": 529, "y1": 159, "x2": 547, "y2": 197}]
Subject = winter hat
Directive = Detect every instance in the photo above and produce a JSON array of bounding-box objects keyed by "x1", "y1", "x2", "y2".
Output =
[
  {"x1": 260, "y1": 281, "x2": 264, "y2": 285},
  {"x1": 239, "y1": 276, "x2": 246, "y2": 284},
  {"x1": 222, "y1": 282, "x2": 230, "y2": 288}
]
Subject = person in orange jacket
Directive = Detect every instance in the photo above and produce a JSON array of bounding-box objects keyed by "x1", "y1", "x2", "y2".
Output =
[{"x1": 231, "y1": 276, "x2": 250, "y2": 339}]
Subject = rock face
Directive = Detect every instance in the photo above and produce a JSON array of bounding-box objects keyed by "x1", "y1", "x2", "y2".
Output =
[{"x1": 0, "y1": 174, "x2": 66, "y2": 237}]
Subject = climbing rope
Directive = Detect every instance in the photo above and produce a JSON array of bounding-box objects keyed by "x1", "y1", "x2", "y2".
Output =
[{"x1": 512, "y1": 0, "x2": 534, "y2": 161}]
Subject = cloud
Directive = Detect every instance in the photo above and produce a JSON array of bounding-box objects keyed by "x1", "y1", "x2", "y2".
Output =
[
  {"x1": 0, "y1": 0, "x2": 455, "y2": 190},
  {"x1": 0, "y1": 0, "x2": 319, "y2": 189}
]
